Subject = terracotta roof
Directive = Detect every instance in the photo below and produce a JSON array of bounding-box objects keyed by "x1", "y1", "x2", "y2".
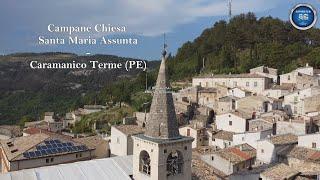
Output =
[
  {"x1": 269, "y1": 134, "x2": 298, "y2": 145},
  {"x1": 212, "y1": 130, "x2": 234, "y2": 141},
  {"x1": 196, "y1": 73, "x2": 267, "y2": 79},
  {"x1": 287, "y1": 146, "x2": 320, "y2": 163},
  {"x1": 214, "y1": 143, "x2": 256, "y2": 164},
  {"x1": 113, "y1": 125, "x2": 144, "y2": 136},
  {"x1": 261, "y1": 163, "x2": 300, "y2": 179},
  {"x1": 73, "y1": 135, "x2": 107, "y2": 149}
]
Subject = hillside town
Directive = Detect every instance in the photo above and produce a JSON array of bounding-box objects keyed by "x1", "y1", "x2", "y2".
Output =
[{"x1": 1, "y1": 49, "x2": 320, "y2": 180}]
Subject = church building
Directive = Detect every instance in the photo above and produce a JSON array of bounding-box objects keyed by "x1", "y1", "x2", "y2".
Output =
[{"x1": 132, "y1": 48, "x2": 194, "y2": 180}]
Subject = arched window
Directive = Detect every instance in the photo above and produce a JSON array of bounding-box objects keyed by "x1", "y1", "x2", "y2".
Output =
[
  {"x1": 166, "y1": 151, "x2": 183, "y2": 176},
  {"x1": 139, "y1": 150, "x2": 151, "y2": 175}
]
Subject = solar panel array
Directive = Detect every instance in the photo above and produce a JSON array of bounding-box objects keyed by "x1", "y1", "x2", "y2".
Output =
[{"x1": 23, "y1": 139, "x2": 88, "y2": 159}]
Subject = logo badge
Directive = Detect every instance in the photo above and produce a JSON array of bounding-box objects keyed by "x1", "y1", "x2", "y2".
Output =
[{"x1": 290, "y1": 4, "x2": 317, "y2": 30}]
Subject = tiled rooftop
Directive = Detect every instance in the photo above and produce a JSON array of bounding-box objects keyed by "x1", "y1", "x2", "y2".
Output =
[
  {"x1": 195, "y1": 73, "x2": 267, "y2": 79},
  {"x1": 269, "y1": 134, "x2": 298, "y2": 145},
  {"x1": 212, "y1": 130, "x2": 234, "y2": 141},
  {"x1": 261, "y1": 163, "x2": 299, "y2": 179},
  {"x1": 215, "y1": 144, "x2": 256, "y2": 164},
  {"x1": 113, "y1": 125, "x2": 144, "y2": 136},
  {"x1": 287, "y1": 146, "x2": 320, "y2": 163},
  {"x1": 73, "y1": 135, "x2": 107, "y2": 149}
]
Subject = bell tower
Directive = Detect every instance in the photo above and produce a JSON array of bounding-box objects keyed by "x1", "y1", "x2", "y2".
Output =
[{"x1": 132, "y1": 40, "x2": 193, "y2": 180}]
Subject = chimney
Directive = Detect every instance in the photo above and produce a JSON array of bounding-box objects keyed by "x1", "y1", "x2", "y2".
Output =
[{"x1": 252, "y1": 112, "x2": 256, "y2": 119}]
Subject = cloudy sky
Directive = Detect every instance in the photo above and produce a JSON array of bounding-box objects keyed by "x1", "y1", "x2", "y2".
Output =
[{"x1": 0, "y1": 0, "x2": 319, "y2": 60}]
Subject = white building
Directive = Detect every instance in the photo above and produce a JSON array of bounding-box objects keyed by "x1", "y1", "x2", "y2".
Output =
[
  {"x1": 233, "y1": 128, "x2": 273, "y2": 149},
  {"x1": 298, "y1": 133, "x2": 320, "y2": 149},
  {"x1": 192, "y1": 73, "x2": 272, "y2": 94},
  {"x1": 228, "y1": 87, "x2": 252, "y2": 98},
  {"x1": 110, "y1": 125, "x2": 144, "y2": 156},
  {"x1": 256, "y1": 134, "x2": 297, "y2": 164},
  {"x1": 215, "y1": 111, "x2": 252, "y2": 133},
  {"x1": 280, "y1": 64, "x2": 314, "y2": 85},
  {"x1": 201, "y1": 144, "x2": 256, "y2": 175},
  {"x1": 211, "y1": 130, "x2": 234, "y2": 149},
  {"x1": 283, "y1": 86, "x2": 320, "y2": 115}
]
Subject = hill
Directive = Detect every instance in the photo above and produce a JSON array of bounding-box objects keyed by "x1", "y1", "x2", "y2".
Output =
[
  {"x1": 168, "y1": 13, "x2": 320, "y2": 80},
  {"x1": 0, "y1": 53, "x2": 159, "y2": 125}
]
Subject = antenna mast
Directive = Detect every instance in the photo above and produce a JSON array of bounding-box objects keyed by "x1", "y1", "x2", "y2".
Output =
[{"x1": 228, "y1": 0, "x2": 232, "y2": 21}]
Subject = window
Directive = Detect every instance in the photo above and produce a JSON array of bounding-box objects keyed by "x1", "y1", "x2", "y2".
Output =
[
  {"x1": 213, "y1": 138, "x2": 216, "y2": 141},
  {"x1": 187, "y1": 129, "x2": 190, "y2": 136},
  {"x1": 167, "y1": 151, "x2": 183, "y2": 176},
  {"x1": 242, "y1": 137, "x2": 245, "y2": 141},
  {"x1": 139, "y1": 151, "x2": 151, "y2": 175},
  {"x1": 50, "y1": 158, "x2": 54, "y2": 162},
  {"x1": 261, "y1": 149, "x2": 264, "y2": 153},
  {"x1": 246, "y1": 82, "x2": 249, "y2": 87},
  {"x1": 79, "y1": 153, "x2": 82, "y2": 157},
  {"x1": 229, "y1": 121, "x2": 232, "y2": 126},
  {"x1": 228, "y1": 142, "x2": 231, "y2": 145},
  {"x1": 46, "y1": 158, "x2": 49, "y2": 163},
  {"x1": 254, "y1": 82, "x2": 258, "y2": 87},
  {"x1": 184, "y1": 146, "x2": 188, "y2": 150},
  {"x1": 233, "y1": 82, "x2": 237, "y2": 87},
  {"x1": 211, "y1": 156, "x2": 214, "y2": 161},
  {"x1": 164, "y1": 149, "x2": 167, "y2": 153},
  {"x1": 312, "y1": 142, "x2": 316, "y2": 148},
  {"x1": 116, "y1": 137, "x2": 120, "y2": 144},
  {"x1": 76, "y1": 154, "x2": 79, "y2": 158},
  {"x1": 288, "y1": 75, "x2": 290, "y2": 80}
]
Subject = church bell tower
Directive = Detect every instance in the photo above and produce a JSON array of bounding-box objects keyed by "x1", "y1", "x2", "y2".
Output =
[{"x1": 132, "y1": 41, "x2": 193, "y2": 180}]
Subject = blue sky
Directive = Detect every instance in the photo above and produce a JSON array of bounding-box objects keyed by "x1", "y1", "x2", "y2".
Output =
[{"x1": 0, "y1": 0, "x2": 319, "y2": 60}]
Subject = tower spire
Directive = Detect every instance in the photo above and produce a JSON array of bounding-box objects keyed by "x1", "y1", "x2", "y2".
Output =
[{"x1": 144, "y1": 39, "x2": 180, "y2": 139}]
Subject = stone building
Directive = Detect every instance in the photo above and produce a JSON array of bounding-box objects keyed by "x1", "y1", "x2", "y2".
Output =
[
  {"x1": 280, "y1": 64, "x2": 314, "y2": 85},
  {"x1": 192, "y1": 73, "x2": 273, "y2": 94},
  {"x1": 217, "y1": 96, "x2": 238, "y2": 115},
  {"x1": 249, "y1": 66, "x2": 278, "y2": 83},
  {"x1": 132, "y1": 50, "x2": 193, "y2": 180}
]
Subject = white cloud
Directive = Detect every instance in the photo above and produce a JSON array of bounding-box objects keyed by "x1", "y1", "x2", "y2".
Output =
[{"x1": 1, "y1": 0, "x2": 283, "y2": 37}]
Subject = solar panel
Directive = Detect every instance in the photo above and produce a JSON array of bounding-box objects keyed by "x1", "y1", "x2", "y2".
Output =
[
  {"x1": 42, "y1": 145, "x2": 48, "y2": 150},
  {"x1": 40, "y1": 150, "x2": 47, "y2": 155},
  {"x1": 62, "y1": 147, "x2": 68, "y2": 152},
  {"x1": 47, "y1": 144, "x2": 53, "y2": 149},
  {"x1": 29, "y1": 151, "x2": 35, "y2": 158},
  {"x1": 62, "y1": 143, "x2": 67, "y2": 147},
  {"x1": 46, "y1": 149, "x2": 52, "y2": 154},
  {"x1": 66, "y1": 142, "x2": 73, "y2": 146},
  {"x1": 54, "y1": 139, "x2": 61, "y2": 143},
  {"x1": 67, "y1": 147, "x2": 73, "y2": 151},
  {"x1": 23, "y1": 152, "x2": 30, "y2": 158},
  {"x1": 57, "y1": 143, "x2": 63, "y2": 148},
  {"x1": 51, "y1": 149, "x2": 58, "y2": 154},
  {"x1": 35, "y1": 151, "x2": 41, "y2": 156}
]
